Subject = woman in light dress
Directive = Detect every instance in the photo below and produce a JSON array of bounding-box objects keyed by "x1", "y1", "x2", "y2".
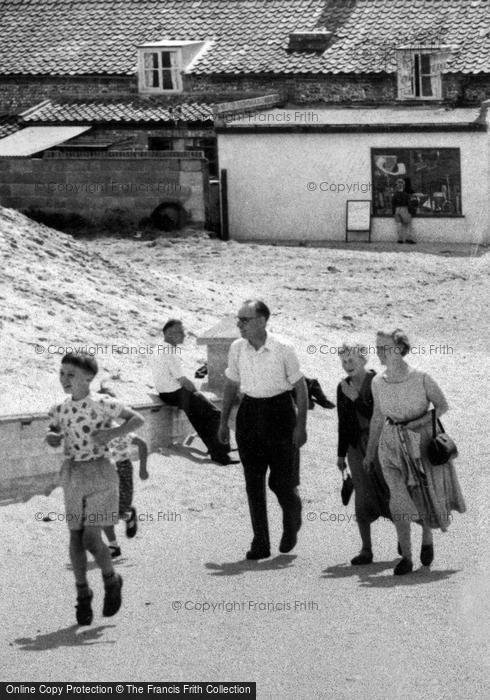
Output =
[{"x1": 364, "y1": 329, "x2": 465, "y2": 575}]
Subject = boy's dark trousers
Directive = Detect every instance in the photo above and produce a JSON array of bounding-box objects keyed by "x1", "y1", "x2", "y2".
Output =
[
  {"x1": 159, "y1": 388, "x2": 228, "y2": 459},
  {"x1": 235, "y1": 392, "x2": 301, "y2": 549}
]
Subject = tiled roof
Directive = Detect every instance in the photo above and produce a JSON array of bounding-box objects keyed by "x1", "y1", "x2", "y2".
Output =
[
  {"x1": 21, "y1": 99, "x2": 215, "y2": 124},
  {"x1": 0, "y1": 0, "x2": 488, "y2": 76},
  {"x1": 0, "y1": 116, "x2": 19, "y2": 138}
]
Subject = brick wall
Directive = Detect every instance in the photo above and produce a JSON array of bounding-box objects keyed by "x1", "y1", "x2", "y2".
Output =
[
  {"x1": 189, "y1": 73, "x2": 490, "y2": 105},
  {"x1": 1, "y1": 73, "x2": 488, "y2": 114},
  {"x1": 443, "y1": 74, "x2": 490, "y2": 105},
  {"x1": 0, "y1": 151, "x2": 207, "y2": 229},
  {"x1": 187, "y1": 73, "x2": 398, "y2": 103},
  {"x1": 0, "y1": 76, "x2": 138, "y2": 113}
]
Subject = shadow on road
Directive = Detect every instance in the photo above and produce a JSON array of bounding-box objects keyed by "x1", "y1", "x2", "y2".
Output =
[
  {"x1": 322, "y1": 561, "x2": 461, "y2": 586},
  {"x1": 157, "y1": 444, "x2": 212, "y2": 465},
  {"x1": 158, "y1": 444, "x2": 240, "y2": 467},
  {"x1": 205, "y1": 554, "x2": 297, "y2": 576},
  {"x1": 65, "y1": 557, "x2": 136, "y2": 572},
  {"x1": 14, "y1": 624, "x2": 116, "y2": 651}
]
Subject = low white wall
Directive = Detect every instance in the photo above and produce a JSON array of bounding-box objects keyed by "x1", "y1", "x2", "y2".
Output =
[
  {"x1": 0, "y1": 401, "x2": 192, "y2": 503},
  {"x1": 218, "y1": 130, "x2": 489, "y2": 244}
]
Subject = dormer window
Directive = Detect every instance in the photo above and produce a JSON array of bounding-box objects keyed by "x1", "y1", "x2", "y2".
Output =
[
  {"x1": 138, "y1": 40, "x2": 209, "y2": 94},
  {"x1": 141, "y1": 49, "x2": 182, "y2": 92},
  {"x1": 396, "y1": 46, "x2": 456, "y2": 100}
]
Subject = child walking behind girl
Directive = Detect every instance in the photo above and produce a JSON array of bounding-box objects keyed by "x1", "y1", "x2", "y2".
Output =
[
  {"x1": 46, "y1": 352, "x2": 144, "y2": 625},
  {"x1": 98, "y1": 385, "x2": 149, "y2": 558}
]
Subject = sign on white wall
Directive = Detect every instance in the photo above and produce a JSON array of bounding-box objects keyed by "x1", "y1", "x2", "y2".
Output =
[{"x1": 346, "y1": 200, "x2": 372, "y2": 241}]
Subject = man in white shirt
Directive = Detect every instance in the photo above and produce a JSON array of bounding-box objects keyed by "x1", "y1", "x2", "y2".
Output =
[
  {"x1": 151, "y1": 319, "x2": 234, "y2": 465},
  {"x1": 218, "y1": 300, "x2": 308, "y2": 559}
]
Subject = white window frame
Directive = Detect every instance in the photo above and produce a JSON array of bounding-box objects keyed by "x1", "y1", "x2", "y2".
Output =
[
  {"x1": 396, "y1": 46, "x2": 454, "y2": 100},
  {"x1": 138, "y1": 48, "x2": 183, "y2": 93}
]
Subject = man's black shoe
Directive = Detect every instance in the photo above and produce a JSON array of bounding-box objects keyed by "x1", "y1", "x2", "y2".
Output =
[
  {"x1": 210, "y1": 453, "x2": 240, "y2": 465},
  {"x1": 246, "y1": 546, "x2": 271, "y2": 560},
  {"x1": 279, "y1": 530, "x2": 298, "y2": 554}
]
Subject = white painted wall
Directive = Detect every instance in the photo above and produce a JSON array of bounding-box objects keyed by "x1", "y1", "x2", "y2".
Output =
[{"x1": 218, "y1": 130, "x2": 489, "y2": 244}]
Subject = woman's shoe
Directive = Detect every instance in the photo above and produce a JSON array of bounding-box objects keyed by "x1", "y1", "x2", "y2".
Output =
[
  {"x1": 420, "y1": 544, "x2": 434, "y2": 566},
  {"x1": 351, "y1": 551, "x2": 373, "y2": 565},
  {"x1": 394, "y1": 557, "x2": 413, "y2": 576}
]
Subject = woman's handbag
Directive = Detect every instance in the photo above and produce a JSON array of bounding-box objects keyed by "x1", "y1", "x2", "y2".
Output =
[
  {"x1": 427, "y1": 409, "x2": 458, "y2": 465},
  {"x1": 341, "y1": 469, "x2": 354, "y2": 506}
]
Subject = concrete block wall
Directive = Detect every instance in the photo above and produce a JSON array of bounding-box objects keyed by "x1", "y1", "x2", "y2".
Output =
[
  {"x1": 0, "y1": 402, "x2": 192, "y2": 504},
  {"x1": 0, "y1": 152, "x2": 208, "y2": 228}
]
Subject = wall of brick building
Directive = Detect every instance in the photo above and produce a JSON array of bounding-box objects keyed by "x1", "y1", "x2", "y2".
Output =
[
  {"x1": 0, "y1": 151, "x2": 207, "y2": 229},
  {"x1": 187, "y1": 73, "x2": 490, "y2": 105},
  {"x1": 187, "y1": 73, "x2": 398, "y2": 104},
  {"x1": 1, "y1": 73, "x2": 489, "y2": 115},
  {"x1": 0, "y1": 76, "x2": 138, "y2": 114}
]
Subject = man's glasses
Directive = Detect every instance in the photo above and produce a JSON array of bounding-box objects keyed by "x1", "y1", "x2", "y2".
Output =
[{"x1": 236, "y1": 316, "x2": 258, "y2": 324}]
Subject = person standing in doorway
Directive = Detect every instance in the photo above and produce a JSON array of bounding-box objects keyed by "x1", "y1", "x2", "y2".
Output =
[
  {"x1": 392, "y1": 178, "x2": 416, "y2": 244},
  {"x1": 218, "y1": 300, "x2": 308, "y2": 560}
]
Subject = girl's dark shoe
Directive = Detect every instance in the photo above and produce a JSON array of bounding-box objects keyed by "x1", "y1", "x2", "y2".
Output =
[
  {"x1": 76, "y1": 589, "x2": 94, "y2": 626},
  {"x1": 351, "y1": 551, "x2": 373, "y2": 565},
  {"x1": 420, "y1": 544, "x2": 434, "y2": 566},
  {"x1": 394, "y1": 557, "x2": 413, "y2": 576},
  {"x1": 109, "y1": 544, "x2": 121, "y2": 558},
  {"x1": 125, "y1": 507, "x2": 138, "y2": 538}
]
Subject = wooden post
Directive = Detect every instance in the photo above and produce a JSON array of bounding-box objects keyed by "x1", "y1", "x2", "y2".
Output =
[{"x1": 220, "y1": 168, "x2": 229, "y2": 241}]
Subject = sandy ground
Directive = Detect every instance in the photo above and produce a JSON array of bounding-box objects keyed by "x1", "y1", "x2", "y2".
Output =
[{"x1": 1, "y1": 208, "x2": 489, "y2": 697}]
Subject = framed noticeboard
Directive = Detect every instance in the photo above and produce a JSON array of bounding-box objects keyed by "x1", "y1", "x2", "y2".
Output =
[{"x1": 346, "y1": 200, "x2": 372, "y2": 241}]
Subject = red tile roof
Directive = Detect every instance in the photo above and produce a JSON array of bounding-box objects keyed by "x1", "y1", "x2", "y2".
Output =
[
  {"x1": 20, "y1": 99, "x2": 215, "y2": 124},
  {"x1": 0, "y1": 1, "x2": 488, "y2": 76}
]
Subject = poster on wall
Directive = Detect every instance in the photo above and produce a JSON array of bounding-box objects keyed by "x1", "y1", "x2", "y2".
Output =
[{"x1": 371, "y1": 148, "x2": 462, "y2": 217}]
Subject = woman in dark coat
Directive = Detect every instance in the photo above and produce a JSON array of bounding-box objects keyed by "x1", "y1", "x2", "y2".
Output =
[{"x1": 337, "y1": 343, "x2": 392, "y2": 564}]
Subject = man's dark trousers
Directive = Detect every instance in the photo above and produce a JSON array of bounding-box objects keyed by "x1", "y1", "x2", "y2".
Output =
[
  {"x1": 236, "y1": 392, "x2": 301, "y2": 549},
  {"x1": 159, "y1": 388, "x2": 227, "y2": 459}
]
